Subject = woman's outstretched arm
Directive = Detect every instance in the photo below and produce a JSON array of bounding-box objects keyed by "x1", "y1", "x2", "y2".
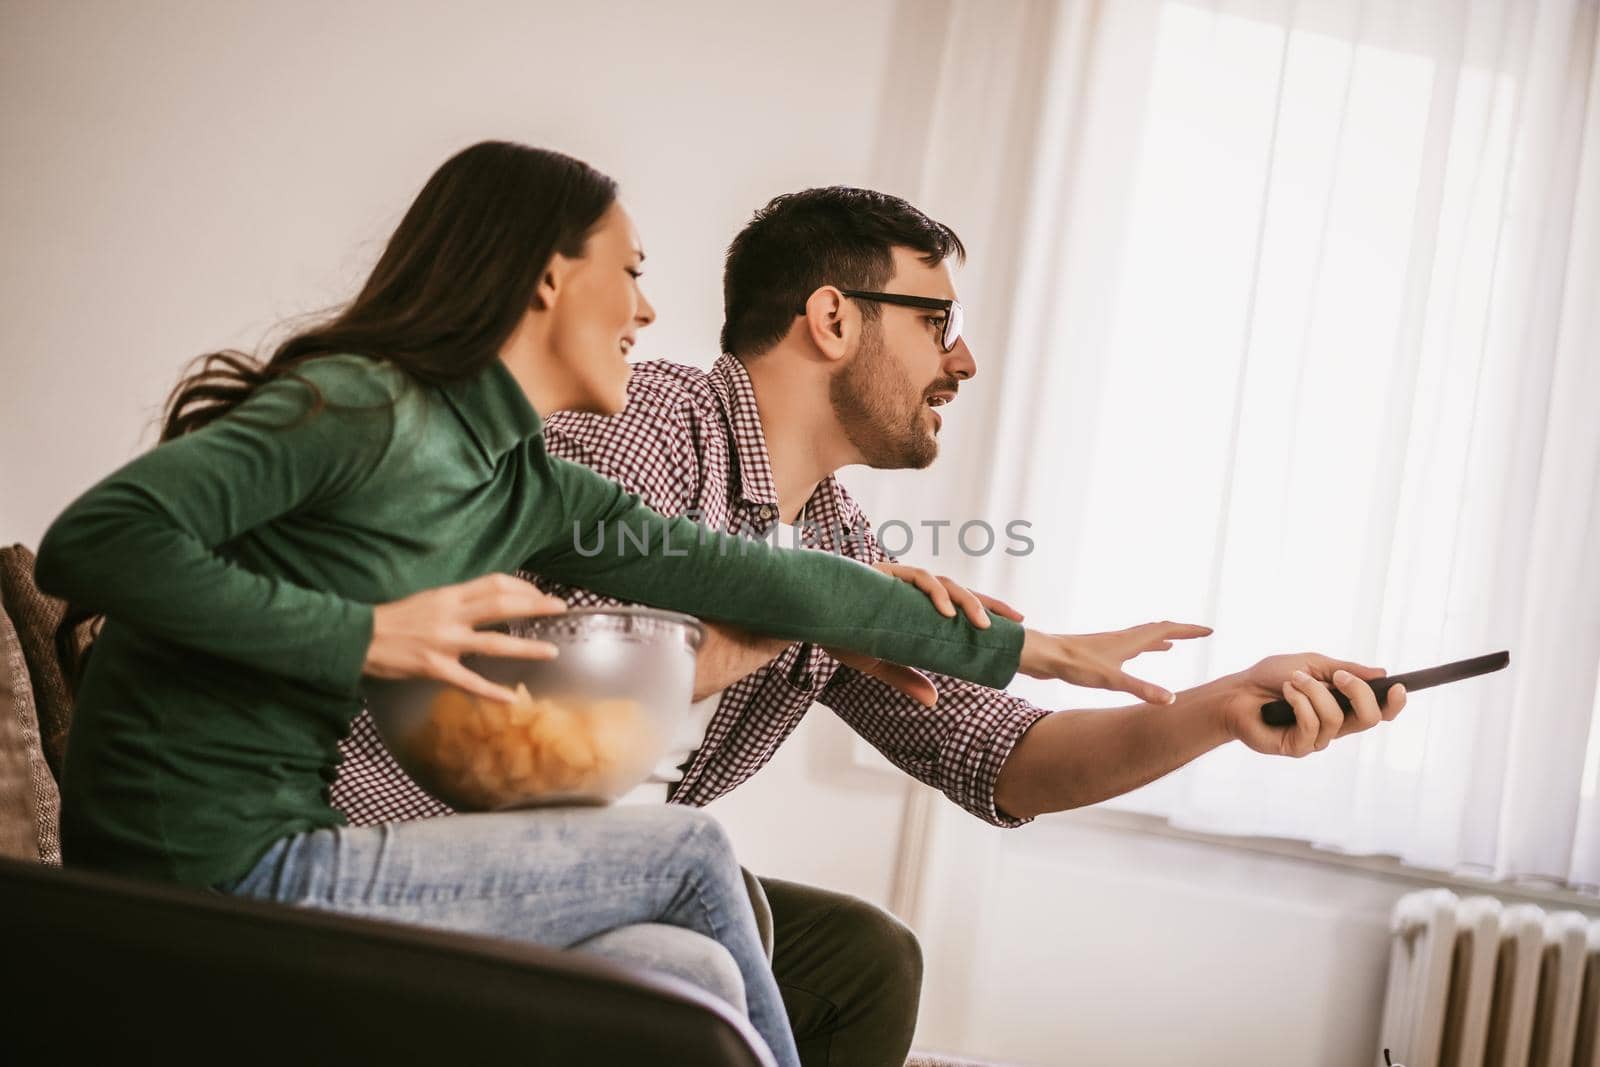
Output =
[{"x1": 526, "y1": 452, "x2": 1024, "y2": 690}]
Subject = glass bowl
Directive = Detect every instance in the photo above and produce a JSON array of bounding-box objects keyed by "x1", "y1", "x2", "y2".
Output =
[{"x1": 361, "y1": 607, "x2": 705, "y2": 810}]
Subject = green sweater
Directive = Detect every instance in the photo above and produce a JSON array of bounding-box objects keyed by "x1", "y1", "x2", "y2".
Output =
[{"x1": 36, "y1": 354, "x2": 1023, "y2": 886}]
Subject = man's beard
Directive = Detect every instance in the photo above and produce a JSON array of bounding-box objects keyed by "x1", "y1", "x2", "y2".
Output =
[{"x1": 829, "y1": 323, "x2": 940, "y2": 470}]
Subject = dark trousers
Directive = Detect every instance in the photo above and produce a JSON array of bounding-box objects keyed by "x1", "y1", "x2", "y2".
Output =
[{"x1": 744, "y1": 871, "x2": 924, "y2": 1067}]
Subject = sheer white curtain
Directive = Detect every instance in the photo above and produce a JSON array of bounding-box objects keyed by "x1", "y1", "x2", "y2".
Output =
[{"x1": 873, "y1": 0, "x2": 1600, "y2": 891}]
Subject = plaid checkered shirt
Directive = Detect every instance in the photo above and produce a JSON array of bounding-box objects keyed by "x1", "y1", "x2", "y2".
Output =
[{"x1": 332, "y1": 355, "x2": 1052, "y2": 827}]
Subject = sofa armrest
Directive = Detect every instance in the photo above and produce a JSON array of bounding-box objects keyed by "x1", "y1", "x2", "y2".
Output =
[{"x1": 0, "y1": 855, "x2": 774, "y2": 1065}]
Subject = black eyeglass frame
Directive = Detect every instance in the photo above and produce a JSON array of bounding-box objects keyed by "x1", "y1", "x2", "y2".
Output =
[{"x1": 796, "y1": 289, "x2": 965, "y2": 352}]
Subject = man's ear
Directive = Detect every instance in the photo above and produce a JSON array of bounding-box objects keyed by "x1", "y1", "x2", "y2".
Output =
[
  {"x1": 801, "y1": 286, "x2": 851, "y2": 362},
  {"x1": 530, "y1": 254, "x2": 570, "y2": 311}
]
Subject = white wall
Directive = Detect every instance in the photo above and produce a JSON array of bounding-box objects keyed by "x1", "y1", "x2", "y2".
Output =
[{"x1": 0, "y1": 0, "x2": 903, "y2": 544}]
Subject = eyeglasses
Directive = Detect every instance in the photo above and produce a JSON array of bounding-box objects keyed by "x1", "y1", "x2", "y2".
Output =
[{"x1": 797, "y1": 289, "x2": 965, "y2": 353}]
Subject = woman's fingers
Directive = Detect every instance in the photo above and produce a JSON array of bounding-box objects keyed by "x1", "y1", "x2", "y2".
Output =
[
  {"x1": 1138, "y1": 621, "x2": 1213, "y2": 645},
  {"x1": 433, "y1": 656, "x2": 519, "y2": 705},
  {"x1": 874, "y1": 562, "x2": 1025, "y2": 628},
  {"x1": 458, "y1": 572, "x2": 530, "y2": 603},
  {"x1": 366, "y1": 576, "x2": 565, "y2": 687},
  {"x1": 941, "y1": 580, "x2": 991, "y2": 628},
  {"x1": 460, "y1": 574, "x2": 567, "y2": 625},
  {"x1": 1117, "y1": 621, "x2": 1214, "y2": 657},
  {"x1": 465, "y1": 632, "x2": 561, "y2": 661},
  {"x1": 914, "y1": 573, "x2": 959, "y2": 618},
  {"x1": 974, "y1": 591, "x2": 1025, "y2": 623},
  {"x1": 1114, "y1": 669, "x2": 1175, "y2": 706},
  {"x1": 472, "y1": 590, "x2": 568, "y2": 625},
  {"x1": 877, "y1": 563, "x2": 959, "y2": 619}
]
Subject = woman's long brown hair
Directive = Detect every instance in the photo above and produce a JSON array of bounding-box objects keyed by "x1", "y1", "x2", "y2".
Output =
[{"x1": 57, "y1": 141, "x2": 619, "y2": 692}]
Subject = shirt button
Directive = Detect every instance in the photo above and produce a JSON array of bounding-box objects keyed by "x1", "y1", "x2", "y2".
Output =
[{"x1": 758, "y1": 505, "x2": 774, "y2": 521}]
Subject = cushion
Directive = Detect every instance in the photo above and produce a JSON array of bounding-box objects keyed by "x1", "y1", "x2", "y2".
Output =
[
  {"x1": 0, "y1": 543, "x2": 92, "y2": 783},
  {"x1": 0, "y1": 598, "x2": 60, "y2": 863}
]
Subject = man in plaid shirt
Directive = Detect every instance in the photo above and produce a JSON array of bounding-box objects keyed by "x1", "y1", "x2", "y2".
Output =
[{"x1": 334, "y1": 187, "x2": 1406, "y2": 1066}]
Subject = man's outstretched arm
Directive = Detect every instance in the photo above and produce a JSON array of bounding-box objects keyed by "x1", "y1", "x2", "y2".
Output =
[
  {"x1": 993, "y1": 654, "x2": 1409, "y2": 820},
  {"x1": 993, "y1": 690, "x2": 1231, "y2": 820}
]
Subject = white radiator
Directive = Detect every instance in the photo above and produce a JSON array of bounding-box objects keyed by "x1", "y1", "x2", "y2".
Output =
[{"x1": 1377, "y1": 888, "x2": 1600, "y2": 1067}]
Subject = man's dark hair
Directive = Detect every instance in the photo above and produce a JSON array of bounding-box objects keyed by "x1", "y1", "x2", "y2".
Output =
[{"x1": 720, "y1": 186, "x2": 965, "y2": 357}]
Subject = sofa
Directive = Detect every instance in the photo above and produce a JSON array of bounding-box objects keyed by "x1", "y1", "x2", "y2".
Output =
[{"x1": 0, "y1": 543, "x2": 1000, "y2": 1066}]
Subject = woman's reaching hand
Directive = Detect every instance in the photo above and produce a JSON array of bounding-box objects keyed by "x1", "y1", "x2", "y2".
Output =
[
  {"x1": 364, "y1": 573, "x2": 568, "y2": 703},
  {"x1": 1019, "y1": 621, "x2": 1214, "y2": 704}
]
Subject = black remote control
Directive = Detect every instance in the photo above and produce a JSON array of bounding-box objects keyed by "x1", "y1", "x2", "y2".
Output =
[{"x1": 1259, "y1": 650, "x2": 1510, "y2": 727}]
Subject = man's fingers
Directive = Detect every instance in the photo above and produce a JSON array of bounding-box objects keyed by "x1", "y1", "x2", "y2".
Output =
[
  {"x1": 867, "y1": 662, "x2": 938, "y2": 707},
  {"x1": 465, "y1": 632, "x2": 561, "y2": 662},
  {"x1": 1290, "y1": 670, "x2": 1342, "y2": 751},
  {"x1": 975, "y1": 592, "x2": 1025, "y2": 622},
  {"x1": 1330, "y1": 668, "x2": 1381, "y2": 734},
  {"x1": 1310, "y1": 655, "x2": 1385, "y2": 681},
  {"x1": 830, "y1": 647, "x2": 938, "y2": 706},
  {"x1": 435, "y1": 658, "x2": 519, "y2": 705},
  {"x1": 1382, "y1": 683, "x2": 1407, "y2": 721},
  {"x1": 1279, "y1": 680, "x2": 1317, "y2": 756}
]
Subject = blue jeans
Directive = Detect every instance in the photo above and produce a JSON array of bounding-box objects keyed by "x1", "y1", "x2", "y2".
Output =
[
  {"x1": 574, "y1": 922, "x2": 748, "y2": 1015},
  {"x1": 220, "y1": 803, "x2": 799, "y2": 1067}
]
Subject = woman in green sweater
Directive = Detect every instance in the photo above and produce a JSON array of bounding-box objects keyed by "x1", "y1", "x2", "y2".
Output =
[{"x1": 36, "y1": 142, "x2": 1191, "y2": 1065}]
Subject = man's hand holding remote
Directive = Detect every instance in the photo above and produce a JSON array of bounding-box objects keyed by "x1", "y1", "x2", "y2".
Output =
[{"x1": 1208, "y1": 653, "x2": 1408, "y2": 756}]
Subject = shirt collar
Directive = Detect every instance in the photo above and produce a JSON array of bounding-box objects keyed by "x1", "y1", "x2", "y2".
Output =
[
  {"x1": 438, "y1": 359, "x2": 545, "y2": 462},
  {"x1": 707, "y1": 353, "x2": 856, "y2": 528},
  {"x1": 708, "y1": 354, "x2": 780, "y2": 510}
]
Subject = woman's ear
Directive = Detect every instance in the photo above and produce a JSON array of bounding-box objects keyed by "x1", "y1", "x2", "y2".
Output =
[
  {"x1": 801, "y1": 286, "x2": 851, "y2": 362},
  {"x1": 531, "y1": 254, "x2": 569, "y2": 311}
]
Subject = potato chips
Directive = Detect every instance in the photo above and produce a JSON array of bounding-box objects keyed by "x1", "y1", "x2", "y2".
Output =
[{"x1": 407, "y1": 684, "x2": 659, "y2": 809}]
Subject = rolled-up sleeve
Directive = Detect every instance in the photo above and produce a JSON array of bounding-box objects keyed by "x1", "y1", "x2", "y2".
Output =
[{"x1": 819, "y1": 666, "x2": 1052, "y2": 827}]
